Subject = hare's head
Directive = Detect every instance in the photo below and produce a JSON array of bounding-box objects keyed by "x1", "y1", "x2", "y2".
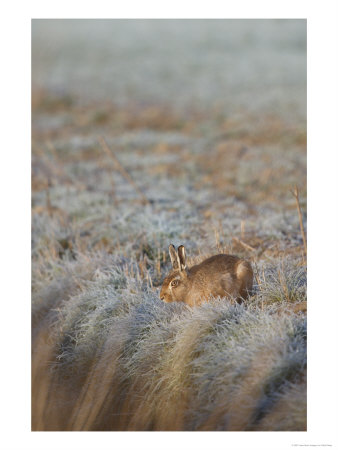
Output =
[{"x1": 160, "y1": 244, "x2": 190, "y2": 303}]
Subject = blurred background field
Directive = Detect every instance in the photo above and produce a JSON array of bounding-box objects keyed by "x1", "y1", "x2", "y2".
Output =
[{"x1": 31, "y1": 19, "x2": 307, "y2": 431}]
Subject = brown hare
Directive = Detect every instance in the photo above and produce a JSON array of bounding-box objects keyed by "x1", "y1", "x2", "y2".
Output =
[{"x1": 160, "y1": 244, "x2": 253, "y2": 306}]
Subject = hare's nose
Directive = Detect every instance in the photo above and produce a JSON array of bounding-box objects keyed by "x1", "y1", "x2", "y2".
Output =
[{"x1": 160, "y1": 296, "x2": 164, "y2": 301}]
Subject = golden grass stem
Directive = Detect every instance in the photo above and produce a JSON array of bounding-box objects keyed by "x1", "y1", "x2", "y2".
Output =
[
  {"x1": 241, "y1": 220, "x2": 245, "y2": 239},
  {"x1": 232, "y1": 237, "x2": 256, "y2": 253},
  {"x1": 99, "y1": 136, "x2": 150, "y2": 205},
  {"x1": 291, "y1": 186, "x2": 307, "y2": 258},
  {"x1": 157, "y1": 248, "x2": 161, "y2": 276}
]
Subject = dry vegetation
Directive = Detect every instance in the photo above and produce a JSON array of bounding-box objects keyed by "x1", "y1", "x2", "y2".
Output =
[{"x1": 32, "y1": 20, "x2": 307, "y2": 431}]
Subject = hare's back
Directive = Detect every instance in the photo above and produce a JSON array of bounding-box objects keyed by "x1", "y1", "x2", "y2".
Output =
[{"x1": 190, "y1": 254, "x2": 241, "y2": 275}]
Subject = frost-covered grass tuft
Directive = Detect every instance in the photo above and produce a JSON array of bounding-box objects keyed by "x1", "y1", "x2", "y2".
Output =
[{"x1": 32, "y1": 267, "x2": 306, "y2": 430}]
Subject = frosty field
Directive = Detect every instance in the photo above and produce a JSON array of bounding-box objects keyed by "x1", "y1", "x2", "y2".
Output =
[{"x1": 31, "y1": 19, "x2": 307, "y2": 431}]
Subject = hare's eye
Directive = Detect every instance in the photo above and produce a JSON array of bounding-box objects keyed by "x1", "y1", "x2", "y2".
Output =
[{"x1": 171, "y1": 279, "x2": 179, "y2": 287}]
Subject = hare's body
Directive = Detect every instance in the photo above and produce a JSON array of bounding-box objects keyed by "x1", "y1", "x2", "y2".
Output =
[{"x1": 160, "y1": 245, "x2": 253, "y2": 307}]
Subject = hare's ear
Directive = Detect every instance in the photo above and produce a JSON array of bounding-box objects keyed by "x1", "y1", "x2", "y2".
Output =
[
  {"x1": 169, "y1": 244, "x2": 180, "y2": 270},
  {"x1": 177, "y1": 245, "x2": 187, "y2": 270}
]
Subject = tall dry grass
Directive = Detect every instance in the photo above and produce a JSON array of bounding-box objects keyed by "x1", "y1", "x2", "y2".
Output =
[{"x1": 32, "y1": 254, "x2": 306, "y2": 431}]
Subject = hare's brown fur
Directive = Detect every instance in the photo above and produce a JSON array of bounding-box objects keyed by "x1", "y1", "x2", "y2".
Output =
[{"x1": 160, "y1": 245, "x2": 253, "y2": 307}]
